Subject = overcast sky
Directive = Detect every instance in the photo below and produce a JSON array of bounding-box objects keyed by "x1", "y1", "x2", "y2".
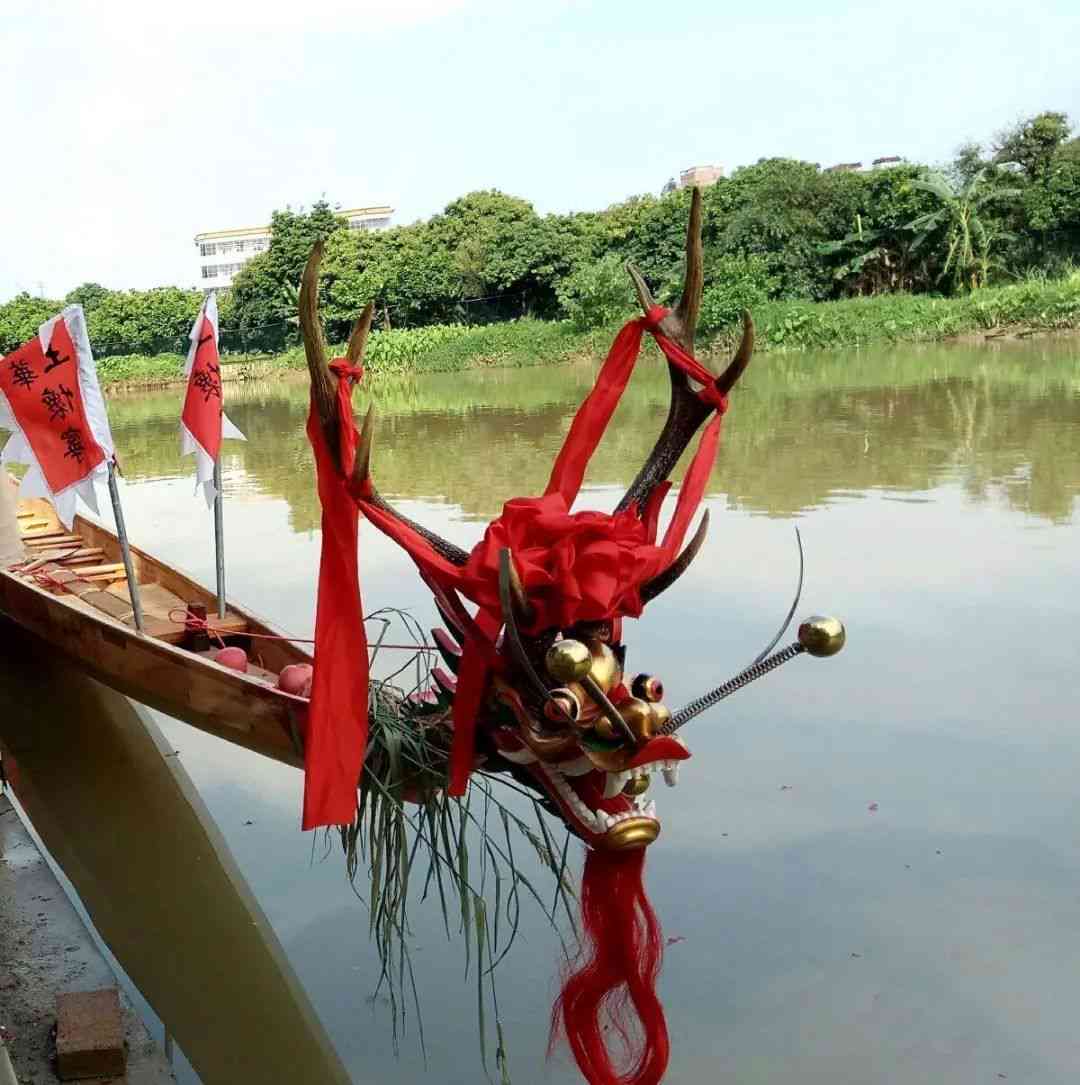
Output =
[{"x1": 2, "y1": 0, "x2": 1077, "y2": 301}]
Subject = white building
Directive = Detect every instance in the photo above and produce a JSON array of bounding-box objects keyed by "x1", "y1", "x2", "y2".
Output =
[
  {"x1": 194, "y1": 205, "x2": 394, "y2": 290},
  {"x1": 678, "y1": 165, "x2": 723, "y2": 188}
]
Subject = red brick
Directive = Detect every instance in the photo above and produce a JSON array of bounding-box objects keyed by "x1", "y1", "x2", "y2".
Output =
[{"x1": 55, "y1": 988, "x2": 126, "y2": 1080}]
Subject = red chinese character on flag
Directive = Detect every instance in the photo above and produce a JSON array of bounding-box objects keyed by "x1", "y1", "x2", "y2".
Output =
[
  {"x1": 0, "y1": 322, "x2": 105, "y2": 493},
  {"x1": 180, "y1": 293, "x2": 244, "y2": 503}
]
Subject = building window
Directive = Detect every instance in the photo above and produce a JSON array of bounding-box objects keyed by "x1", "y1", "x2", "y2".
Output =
[
  {"x1": 200, "y1": 242, "x2": 217, "y2": 256},
  {"x1": 201, "y1": 265, "x2": 215, "y2": 278}
]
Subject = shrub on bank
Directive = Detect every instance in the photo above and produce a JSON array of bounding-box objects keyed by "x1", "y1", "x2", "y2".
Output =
[
  {"x1": 706, "y1": 273, "x2": 1080, "y2": 352},
  {"x1": 90, "y1": 275, "x2": 1080, "y2": 386}
]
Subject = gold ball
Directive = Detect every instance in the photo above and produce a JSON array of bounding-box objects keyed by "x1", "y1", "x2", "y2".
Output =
[
  {"x1": 623, "y1": 774, "x2": 650, "y2": 796},
  {"x1": 593, "y1": 714, "x2": 618, "y2": 741},
  {"x1": 587, "y1": 641, "x2": 620, "y2": 693},
  {"x1": 797, "y1": 615, "x2": 846, "y2": 658},
  {"x1": 620, "y1": 697, "x2": 657, "y2": 742},
  {"x1": 546, "y1": 639, "x2": 592, "y2": 683},
  {"x1": 650, "y1": 702, "x2": 672, "y2": 731}
]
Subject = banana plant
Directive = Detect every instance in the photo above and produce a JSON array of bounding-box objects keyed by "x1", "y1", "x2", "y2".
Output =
[{"x1": 907, "y1": 169, "x2": 1020, "y2": 292}]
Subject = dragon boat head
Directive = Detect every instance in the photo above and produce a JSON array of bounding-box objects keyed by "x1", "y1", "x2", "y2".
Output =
[
  {"x1": 298, "y1": 185, "x2": 844, "y2": 852},
  {"x1": 430, "y1": 608, "x2": 692, "y2": 850}
]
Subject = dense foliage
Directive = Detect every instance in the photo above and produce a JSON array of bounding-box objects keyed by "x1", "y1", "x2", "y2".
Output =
[
  {"x1": 2, "y1": 110, "x2": 1078, "y2": 359},
  {"x1": 88, "y1": 271, "x2": 1080, "y2": 387}
]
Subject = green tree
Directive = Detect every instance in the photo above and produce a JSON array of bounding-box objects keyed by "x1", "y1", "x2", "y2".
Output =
[
  {"x1": 698, "y1": 254, "x2": 777, "y2": 331},
  {"x1": 710, "y1": 159, "x2": 842, "y2": 300},
  {"x1": 0, "y1": 293, "x2": 62, "y2": 353},
  {"x1": 85, "y1": 287, "x2": 204, "y2": 356},
  {"x1": 1023, "y1": 142, "x2": 1080, "y2": 266},
  {"x1": 555, "y1": 253, "x2": 635, "y2": 330},
  {"x1": 952, "y1": 141, "x2": 987, "y2": 187},
  {"x1": 229, "y1": 201, "x2": 348, "y2": 347},
  {"x1": 64, "y1": 282, "x2": 110, "y2": 311},
  {"x1": 908, "y1": 170, "x2": 1020, "y2": 291},
  {"x1": 993, "y1": 111, "x2": 1072, "y2": 180}
]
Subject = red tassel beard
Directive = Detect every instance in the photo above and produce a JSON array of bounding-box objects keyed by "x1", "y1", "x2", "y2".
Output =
[{"x1": 551, "y1": 848, "x2": 669, "y2": 1085}]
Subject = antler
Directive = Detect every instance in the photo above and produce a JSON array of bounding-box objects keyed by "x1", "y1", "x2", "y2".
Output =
[
  {"x1": 299, "y1": 243, "x2": 469, "y2": 566},
  {"x1": 615, "y1": 185, "x2": 755, "y2": 515},
  {"x1": 618, "y1": 186, "x2": 755, "y2": 602}
]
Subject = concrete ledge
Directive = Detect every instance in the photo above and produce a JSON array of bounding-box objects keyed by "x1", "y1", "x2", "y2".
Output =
[{"x1": 0, "y1": 794, "x2": 173, "y2": 1084}]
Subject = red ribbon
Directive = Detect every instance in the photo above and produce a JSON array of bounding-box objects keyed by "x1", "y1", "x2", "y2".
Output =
[
  {"x1": 329, "y1": 358, "x2": 363, "y2": 478},
  {"x1": 301, "y1": 363, "x2": 369, "y2": 830},
  {"x1": 302, "y1": 310, "x2": 730, "y2": 821}
]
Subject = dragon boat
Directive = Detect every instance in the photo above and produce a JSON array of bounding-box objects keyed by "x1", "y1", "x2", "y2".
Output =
[
  {"x1": 0, "y1": 187, "x2": 846, "y2": 1085},
  {"x1": 0, "y1": 491, "x2": 311, "y2": 768}
]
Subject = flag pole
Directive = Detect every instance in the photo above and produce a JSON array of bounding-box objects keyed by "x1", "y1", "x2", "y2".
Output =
[
  {"x1": 106, "y1": 457, "x2": 144, "y2": 633},
  {"x1": 213, "y1": 458, "x2": 226, "y2": 619}
]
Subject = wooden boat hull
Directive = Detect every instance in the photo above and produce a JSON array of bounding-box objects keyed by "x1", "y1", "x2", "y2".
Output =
[{"x1": 0, "y1": 499, "x2": 309, "y2": 768}]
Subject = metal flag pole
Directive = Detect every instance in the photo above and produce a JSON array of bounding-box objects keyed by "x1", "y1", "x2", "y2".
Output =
[
  {"x1": 212, "y1": 458, "x2": 226, "y2": 619},
  {"x1": 106, "y1": 457, "x2": 144, "y2": 633}
]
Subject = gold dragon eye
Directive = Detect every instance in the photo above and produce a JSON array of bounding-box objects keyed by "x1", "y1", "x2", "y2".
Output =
[{"x1": 631, "y1": 674, "x2": 664, "y2": 703}]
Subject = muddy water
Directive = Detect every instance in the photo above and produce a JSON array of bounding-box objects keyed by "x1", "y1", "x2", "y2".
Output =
[{"x1": 23, "y1": 337, "x2": 1080, "y2": 1082}]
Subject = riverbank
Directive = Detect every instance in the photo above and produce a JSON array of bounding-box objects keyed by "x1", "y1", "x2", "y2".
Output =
[
  {"x1": 96, "y1": 273, "x2": 1080, "y2": 388},
  {"x1": 0, "y1": 793, "x2": 175, "y2": 1083}
]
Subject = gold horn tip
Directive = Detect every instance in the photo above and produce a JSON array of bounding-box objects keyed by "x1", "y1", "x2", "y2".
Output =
[{"x1": 797, "y1": 616, "x2": 846, "y2": 658}]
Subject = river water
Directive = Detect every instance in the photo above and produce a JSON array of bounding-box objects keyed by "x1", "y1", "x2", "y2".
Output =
[{"x1": 51, "y1": 338, "x2": 1080, "y2": 1081}]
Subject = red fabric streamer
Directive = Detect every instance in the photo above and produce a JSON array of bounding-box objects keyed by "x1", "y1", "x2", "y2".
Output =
[
  {"x1": 551, "y1": 848, "x2": 669, "y2": 1085},
  {"x1": 301, "y1": 371, "x2": 370, "y2": 830}
]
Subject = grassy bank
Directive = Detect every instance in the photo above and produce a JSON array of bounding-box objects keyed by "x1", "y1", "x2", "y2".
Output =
[
  {"x1": 96, "y1": 318, "x2": 615, "y2": 387},
  {"x1": 96, "y1": 273, "x2": 1080, "y2": 387},
  {"x1": 708, "y1": 271, "x2": 1080, "y2": 353}
]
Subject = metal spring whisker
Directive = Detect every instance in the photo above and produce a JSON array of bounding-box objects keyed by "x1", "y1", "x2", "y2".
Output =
[{"x1": 665, "y1": 642, "x2": 806, "y2": 733}]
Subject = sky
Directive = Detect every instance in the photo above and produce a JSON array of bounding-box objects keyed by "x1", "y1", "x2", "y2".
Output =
[{"x1": 2, "y1": 0, "x2": 1078, "y2": 301}]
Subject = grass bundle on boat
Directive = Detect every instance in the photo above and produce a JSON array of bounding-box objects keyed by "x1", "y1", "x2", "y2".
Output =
[{"x1": 336, "y1": 609, "x2": 577, "y2": 1080}]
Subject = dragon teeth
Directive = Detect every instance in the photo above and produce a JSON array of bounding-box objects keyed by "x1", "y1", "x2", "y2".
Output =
[
  {"x1": 558, "y1": 754, "x2": 595, "y2": 777},
  {"x1": 604, "y1": 771, "x2": 629, "y2": 798},
  {"x1": 543, "y1": 762, "x2": 662, "y2": 835},
  {"x1": 662, "y1": 762, "x2": 680, "y2": 788}
]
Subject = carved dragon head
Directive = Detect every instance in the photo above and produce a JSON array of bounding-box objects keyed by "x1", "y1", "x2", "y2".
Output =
[{"x1": 298, "y1": 186, "x2": 844, "y2": 852}]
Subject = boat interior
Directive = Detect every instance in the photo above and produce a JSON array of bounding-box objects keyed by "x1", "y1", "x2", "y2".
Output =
[{"x1": 3, "y1": 491, "x2": 308, "y2": 685}]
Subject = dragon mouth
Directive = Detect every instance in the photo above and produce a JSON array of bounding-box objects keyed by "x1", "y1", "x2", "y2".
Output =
[{"x1": 497, "y1": 735, "x2": 689, "y2": 850}]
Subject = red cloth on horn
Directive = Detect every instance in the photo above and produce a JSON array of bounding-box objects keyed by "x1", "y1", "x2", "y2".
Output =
[{"x1": 301, "y1": 364, "x2": 370, "y2": 830}]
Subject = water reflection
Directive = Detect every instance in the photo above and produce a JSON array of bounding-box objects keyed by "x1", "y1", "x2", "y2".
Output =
[
  {"x1": 108, "y1": 337, "x2": 1080, "y2": 528},
  {"x1": 54, "y1": 337, "x2": 1080, "y2": 1082}
]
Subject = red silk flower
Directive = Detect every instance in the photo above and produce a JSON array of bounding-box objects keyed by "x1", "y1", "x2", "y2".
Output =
[{"x1": 460, "y1": 493, "x2": 667, "y2": 632}]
